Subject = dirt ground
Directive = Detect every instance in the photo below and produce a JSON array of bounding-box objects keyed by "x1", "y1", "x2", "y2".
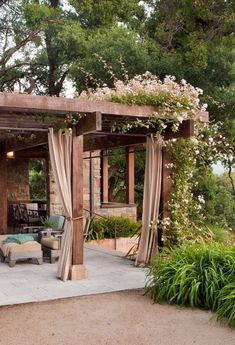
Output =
[{"x1": 0, "y1": 289, "x2": 234, "y2": 345}]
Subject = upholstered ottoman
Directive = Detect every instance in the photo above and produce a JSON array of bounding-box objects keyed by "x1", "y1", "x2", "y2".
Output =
[
  {"x1": 40, "y1": 236, "x2": 61, "y2": 264},
  {"x1": 0, "y1": 235, "x2": 43, "y2": 267}
]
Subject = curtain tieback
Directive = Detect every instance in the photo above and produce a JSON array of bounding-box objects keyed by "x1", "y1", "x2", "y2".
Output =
[{"x1": 66, "y1": 216, "x2": 84, "y2": 222}]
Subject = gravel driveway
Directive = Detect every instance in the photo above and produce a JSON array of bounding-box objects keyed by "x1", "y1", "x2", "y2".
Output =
[{"x1": 0, "y1": 289, "x2": 234, "y2": 345}]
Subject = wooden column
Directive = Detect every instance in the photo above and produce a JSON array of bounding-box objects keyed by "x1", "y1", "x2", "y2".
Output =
[
  {"x1": 161, "y1": 147, "x2": 172, "y2": 219},
  {"x1": 0, "y1": 159, "x2": 7, "y2": 234},
  {"x1": 101, "y1": 150, "x2": 109, "y2": 203},
  {"x1": 45, "y1": 154, "x2": 51, "y2": 217},
  {"x1": 89, "y1": 152, "x2": 94, "y2": 215},
  {"x1": 70, "y1": 134, "x2": 88, "y2": 280},
  {"x1": 126, "y1": 146, "x2": 135, "y2": 204}
]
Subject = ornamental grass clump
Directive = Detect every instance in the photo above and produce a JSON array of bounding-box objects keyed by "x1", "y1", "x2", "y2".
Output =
[
  {"x1": 216, "y1": 282, "x2": 235, "y2": 328},
  {"x1": 146, "y1": 243, "x2": 235, "y2": 327}
]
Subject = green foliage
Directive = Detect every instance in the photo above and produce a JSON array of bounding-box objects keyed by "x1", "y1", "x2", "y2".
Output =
[
  {"x1": 69, "y1": 0, "x2": 145, "y2": 29},
  {"x1": 146, "y1": 0, "x2": 235, "y2": 150},
  {"x1": 146, "y1": 243, "x2": 235, "y2": 327},
  {"x1": 41, "y1": 217, "x2": 54, "y2": 229},
  {"x1": 193, "y1": 169, "x2": 235, "y2": 229},
  {"x1": 71, "y1": 26, "x2": 153, "y2": 92},
  {"x1": 87, "y1": 216, "x2": 141, "y2": 241},
  {"x1": 107, "y1": 148, "x2": 126, "y2": 203},
  {"x1": 216, "y1": 282, "x2": 235, "y2": 328},
  {"x1": 29, "y1": 159, "x2": 46, "y2": 200},
  {"x1": 204, "y1": 224, "x2": 234, "y2": 245}
]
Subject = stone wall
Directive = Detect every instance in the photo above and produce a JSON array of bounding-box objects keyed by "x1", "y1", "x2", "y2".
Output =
[
  {"x1": 7, "y1": 159, "x2": 30, "y2": 202},
  {"x1": 95, "y1": 205, "x2": 137, "y2": 220}
]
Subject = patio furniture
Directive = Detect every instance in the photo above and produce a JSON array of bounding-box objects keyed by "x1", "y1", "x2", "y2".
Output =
[
  {"x1": 19, "y1": 203, "x2": 41, "y2": 230},
  {"x1": 39, "y1": 214, "x2": 65, "y2": 263},
  {"x1": 23, "y1": 214, "x2": 65, "y2": 234},
  {"x1": 0, "y1": 234, "x2": 43, "y2": 267},
  {"x1": 41, "y1": 233, "x2": 62, "y2": 263},
  {"x1": 41, "y1": 217, "x2": 91, "y2": 263}
]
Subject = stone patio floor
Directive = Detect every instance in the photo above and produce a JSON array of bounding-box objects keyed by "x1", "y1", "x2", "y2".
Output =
[{"x1": 0, "y1": 244, "x2": 146, "y2": 306}]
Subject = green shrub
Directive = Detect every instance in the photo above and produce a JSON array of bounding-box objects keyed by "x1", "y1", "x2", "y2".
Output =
[
  {"x1": 206, "y1": 224, "x2": 231, "y2": 243},
  {"x1": 146, "y1": 243, "x2": 235, "y2": 327},
  {"x1": 202, "y1": 223, "x2": 234, "y2": 245},
  {"x1": 87, "y1": 216, "x2": 141, "y2": 241},
  {"x1": 216, "y1": 282, "x2": 235, "y2": 328}
]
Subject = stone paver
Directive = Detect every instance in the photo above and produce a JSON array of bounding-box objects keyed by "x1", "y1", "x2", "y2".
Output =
[{"x1": 0, "y1": 245, "x2": 146, "y2": 306}]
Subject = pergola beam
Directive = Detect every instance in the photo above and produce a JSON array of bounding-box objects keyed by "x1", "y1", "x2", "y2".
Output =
[
  {"x1": 83, "y1": 119, "x2": 195, "y2": 151},
  {"x1": 76, "y1": 111, "x2": 102, "y2": 136},
  {"x1": 0, "y1": 93, "x2": 159, "y2": 117},
  {"x1": 84, "y1": 134, "x2": 146, "y2": 152},
  {"x1": 3, "y1": 119, "x2": 196, "y2": 155},
  {"x1": 0, "y1": 112, "x2": 64, "y2": 130},
  {"x1": 0, "y1": 93, "x2": 209, "y2": 122}
]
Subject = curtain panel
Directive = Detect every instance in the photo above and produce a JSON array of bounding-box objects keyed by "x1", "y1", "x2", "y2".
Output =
[
  {"x1": 48, "y1": 128, "x2": 73, "y2": 281},
  {"x1": 136, "y1": 135, "x2": 163, "y2": 266}
]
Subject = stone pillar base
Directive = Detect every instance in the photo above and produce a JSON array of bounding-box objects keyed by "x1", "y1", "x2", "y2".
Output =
[{"x1": 70, "y1": 264, "x2": 88, "y2": 280}]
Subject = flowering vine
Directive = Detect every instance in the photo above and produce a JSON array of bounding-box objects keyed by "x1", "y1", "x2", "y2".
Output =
[
  {"x1": 160, "y1": 122, "x2": 234, "y2": 247},
  {"x1": 78, "y1": 72, "x2": 234, "y2": 247},
  {"x1": 79, "y1": 72, "x2": 207, "y2": 128}
]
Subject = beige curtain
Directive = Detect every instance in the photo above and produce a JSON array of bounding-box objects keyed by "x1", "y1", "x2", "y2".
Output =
[
  {"x1": 136, "y1": 135, "x2": 163, "y2": 266},
  {"x1": 48, "y1": 128, "x2": 73, "y2": 281}
]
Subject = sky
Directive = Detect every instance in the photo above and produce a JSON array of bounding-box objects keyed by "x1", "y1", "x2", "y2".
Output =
[{"x1": 212, "y1": 162, "x2": 229, "y2": 175}]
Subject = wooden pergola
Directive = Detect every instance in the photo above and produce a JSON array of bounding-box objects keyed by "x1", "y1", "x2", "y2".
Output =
[{"x1": 0, "y1": 92, "x2": 208, "y2": 279}]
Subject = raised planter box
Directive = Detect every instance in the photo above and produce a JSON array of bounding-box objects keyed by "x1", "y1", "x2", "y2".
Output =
[{"x1": 88, "y1": 236, "x2": 139, "y2": 255}]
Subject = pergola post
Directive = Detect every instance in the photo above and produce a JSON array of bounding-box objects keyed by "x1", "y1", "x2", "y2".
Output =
[
  {"x1": 45, "y1": 154, "x2": 51, "y2": 216},
  {"x1": 0, "y1": 158, "x2": 7, "y2": 234},
  {"x1": 70, "y1": 134, "x2": 88, "y2": 280},
  {"x1": 126, "y1": 146, "x2": 135, "y2": 204},
  {"x1": 101, "y1": 150, "x2": 109, "y2": 203}
]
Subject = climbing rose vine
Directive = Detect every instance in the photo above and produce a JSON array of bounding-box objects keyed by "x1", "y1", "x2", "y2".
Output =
[
  {"x1": 79, "y1": 72, "x2": 207, "y2": 124},
  {"x1": 78, "y1": 72, "x2": 234, "y2": 247}
]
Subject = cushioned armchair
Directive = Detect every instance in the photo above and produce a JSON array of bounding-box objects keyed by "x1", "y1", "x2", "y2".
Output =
[
  {"x1": 39, "y1": 215, "x2": 65, "y2": 264},
  {"x1": 41, "y1": 216, "x2": 91, "y2": 264}
]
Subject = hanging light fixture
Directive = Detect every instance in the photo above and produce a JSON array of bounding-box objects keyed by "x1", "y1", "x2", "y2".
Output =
[{"x1": 6, "y1": 151, "x2": 15, "y2": 158}]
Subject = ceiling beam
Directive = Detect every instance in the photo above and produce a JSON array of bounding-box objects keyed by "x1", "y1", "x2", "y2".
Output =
[
  {"x1": 13, "y1": 148, "x2": 47, "y2": 158},
  {"x1": 3, "y1": 135, "x2": 47, "y2": 152}
]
